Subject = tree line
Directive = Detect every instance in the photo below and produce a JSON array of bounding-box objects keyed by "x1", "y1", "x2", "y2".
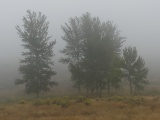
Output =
[{"x1": 15, "y1": 10, "x2": 148, "y2": 98}]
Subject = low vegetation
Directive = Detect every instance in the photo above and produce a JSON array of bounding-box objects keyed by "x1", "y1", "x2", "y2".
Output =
[{"x1": 0, "y1": 95, "x2": 160, "y2": 120}]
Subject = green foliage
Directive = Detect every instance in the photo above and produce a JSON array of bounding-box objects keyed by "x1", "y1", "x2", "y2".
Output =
[
  {"x1": 125, "y1": 96, "x2": 144, "y2": 105},
  {"x1": 59, "y1": 100, "x2": 70, "y2": 108},
  {"x1": 51, "y1": 96, "x2": 93, "y2": 107},
  {"x1": 51, "y1": 96, "x2": 70, "y2": 108},
  {"x1": 84, "y1": 99, "x2": 91, "y2": 106},
  {"x1": 18, "y1": 100, "x2": 26, "y2": 104},
  {"x1": 32, "y1": 98, "x2": 53, "y2": 106},
  {"x1": 107, "y1": 96, "x2": 144, "y2": 105},
  {"x1": 75, "y1": 96, "x2": 86, "y2": 103},
  {"x1": 60, "y1": 16, "x2": 84, "y2": 93},
  {"x1": 15, "y1": 10, "x2": 57, "y2": 98},
  {"x1": 33, "y1": 99, "x2": 44, "y2": 106},
  {"x1": 52, "y1": 97, "x2": 62, "y2": 105},
  {"x1": 133, "y1": 57, "x2": 149, "y2": 92},
  {"x1": 42, "y1": 98, "x2": 52, "y2": 105},
  {"x1": 107, "y1": 56, "x2": 124, "y2": 91},
  {"x1": 61, "y1": 12, "x2": 125, "y2": 95},
  {"x1": 122, "y1": 46, "x2": 149, "y2": 94},
  {"x1": 107, "y1": 96, "x2": 125, "y2": 101}
]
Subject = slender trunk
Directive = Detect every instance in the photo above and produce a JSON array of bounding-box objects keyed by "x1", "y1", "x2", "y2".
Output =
[
  {"x1": 36, "y1": 53, "x2": 40, "y2": 98},
  {"x1": 96, "y1": 85, "x2": 99, "y2": 96},
  {"x1": 77, "y1": 41, "x2": 81, "y2": 94},
  {"x1": 36, "y1": 76, "x2": 40, "y2": 98},
  {"x1": 107, "y1": 79, "x2": 110, "y2": 94},
  {"x1": 90, "y1": 84, "x2": 94, "y2": 95},
  {"x1": 128, "y1": 69, "x2": 132, "y2": 94},
  {"x1": 135, "y1": 82, "x2": 140, "y2": 95},
  {"x1": 87, "y1": 84, "x2": 89, "y2": 95},
  {"x1": 37, "y1": 91, "x2": 39, "y2": 98},
  {"x1": 100, "y1": 85, "x2": 102, "y2": 97},
  {"x1": 129, "y1": 78, "x2": 132, "y2": 94},
  {"x1": 78, "y1": 84, "x2": 81, "y2": 94},
  {"x1": 90, "y1": 87, "x2": 93, "y2": 94}
]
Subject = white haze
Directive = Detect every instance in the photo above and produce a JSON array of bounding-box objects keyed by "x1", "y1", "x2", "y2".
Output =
[{"x1": 0, "y1": 0, "x2": 160, "y2": 89}]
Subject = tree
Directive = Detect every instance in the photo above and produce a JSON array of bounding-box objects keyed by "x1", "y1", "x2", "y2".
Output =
[
  {"x1": 15, "y1": 10, "x2": 57, "y2": 98},
  {"x1": 81, "y1": 14, "x2": 124, "y2": 95},
  {"x1": 122, "y1": 46, "x2": 148, "y2": 94},
  {"x1": 133, "y1": 56, "x2": 148, "y2": 93},
  {"x1": 60, "y1": 16, "x2": 83, "y2": 93},
  {"x1": 60, "y1": 12, "x2": 125, "y2": 96},
  {"x1": 108, "y1": 56, "x2": 124, "y2": 92}
]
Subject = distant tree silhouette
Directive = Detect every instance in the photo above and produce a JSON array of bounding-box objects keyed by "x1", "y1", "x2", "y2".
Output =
[
  {"x1": 15, "y1": 10, "x2": 57, "y2": 98},
  {"x1": 61, "y1": 12, "x2": 125, "y2": 96},
  {"x1": 122, "y1": 46, "x2": 148, "y2": 94},
  {"x1": 60, "y1": 17, "x2": 83, "y2": 93}
]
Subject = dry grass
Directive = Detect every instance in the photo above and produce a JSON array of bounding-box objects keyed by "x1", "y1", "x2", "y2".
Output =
[{"x1": 0, "y1": 96, "x2": 160, "y2": 120}]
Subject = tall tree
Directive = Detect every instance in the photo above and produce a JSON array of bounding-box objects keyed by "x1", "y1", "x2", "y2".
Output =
[
  {"x1": 60, "y1": 12, "x2": 124, "y2": 96},
  {"x1": 108, "y1": 56, "x2": 124, "y2": 92},
  {"x1": 60, "y1": 17, "x2": 83, "y2": 93},
  {"x1": 133, "y1": 56, "x2": 148, "y2": 93},
  {"x1": 122, "y1": 46, "x2": 148, "y2": 94},
  {"x1": 81, "y1": 14, "x2": 124, "y2": 95},
  {"x1": 101, "y1": 22, "x2": 124, "y2": 95},
  {"x1": 15, "y1": 10, "x2": 57, "y2": 98}
]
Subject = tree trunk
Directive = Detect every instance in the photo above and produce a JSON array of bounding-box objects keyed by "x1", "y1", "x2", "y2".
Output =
[
  {"x1": 36, "y1": 54, "x2": 40, "y2": 98},
  {"x1": 87, "y1": 85, "x2": 89, "y2": 95},
  {"x1": 129, "y1": 78, "x2": 132, "y2": 94},
  {"x1": 78, "y1": 84, "x2": 81, "y2": 94},
  {"x1": 90, "y1": 84, "x2": 94, "y2": 95},
  {"x1": 96, "y1": 85, "x2": 99, "y2": 96},
  {"x1": 107, "y1": 79, "x2": 110, "y2": 94},
  {"x1": 100, "y1": 85, "x2": 102, "y2": 97},
  {"x1": 37, "y1": 91, "x2": 39, "y2": 98}
]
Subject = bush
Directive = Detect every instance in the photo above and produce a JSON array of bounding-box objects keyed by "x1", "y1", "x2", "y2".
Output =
[
  {"x1": 43, "y1": 98, "x2": 52, "y2": 105},
  {"x1": 84, "y1": 99, "x2": 91, "y2": 106},
  {"x1": 19, "y1": 100, "x2": 26, "y2": 104},
  {"x1": 125, "y1": 96, "x2": 144, "y2": 105},
  {"x1": 51, "y1": 97, "x2": 70, "y2": 108},
  {"x1": 52, "y1": 97, "x2": 60, "y2": 104},
  {"x1": 32, "y1": 99, "x2": 44, "y2": 106},
  {"x1": 106, "y1": 96, "x2": 144, "y2": 105},
  {"x1": 60, "y1": 100, "x2": 70, "y2": 108},
  {"x1": 106, "y1": 96, "x2": 125, "y2": 101},
  {"x1": 75, "y1": 96, "x2": 86, "y2": 103}
]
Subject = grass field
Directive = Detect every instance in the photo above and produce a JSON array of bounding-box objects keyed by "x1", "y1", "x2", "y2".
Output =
[
  {"x1": 0, "y1": 96, "x2": 160, "y2": 120},
  {"x1": 0, "y1": 80, "x2": 160, "y2": 120}
]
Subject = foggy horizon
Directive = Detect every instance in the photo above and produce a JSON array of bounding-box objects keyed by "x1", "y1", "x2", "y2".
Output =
[{"x1": 0, "y1": 0, "x2": 160, "y2": 89}]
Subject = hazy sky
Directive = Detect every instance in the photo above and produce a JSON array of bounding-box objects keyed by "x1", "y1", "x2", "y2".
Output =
[{"x1": 0, "y1": 0, "x2": 160, "y2": 81}]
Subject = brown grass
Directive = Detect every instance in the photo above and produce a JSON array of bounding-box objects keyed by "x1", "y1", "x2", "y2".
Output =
[{"x1": 0, "y1": 96, "x2": 160, "y2": 120}]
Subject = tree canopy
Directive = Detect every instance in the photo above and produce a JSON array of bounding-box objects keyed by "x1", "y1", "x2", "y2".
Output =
[
  {"x1": 15, "y1": 10, "x2": 57, "y2": 98},
  {"x1": 122, "y1": 46, "x2": 148, "y2": 94},
  {"x1": 60, "y1": 12, "x2": 125, "y2": 96}
]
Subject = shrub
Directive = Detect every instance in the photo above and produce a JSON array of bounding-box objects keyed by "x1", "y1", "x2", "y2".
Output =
[
  {"x1": 32, "y1": 99, "x2": 44, "y2": 106},
  {"x1": 43, "y1": 98, "x2": 52, "y2": 105},
  {"x1": 106, "y1": 96, "x2": 144, "y2": 105},
  {"x1": 106, "y1": 96, "x2": 125, "y2": 101},
  {"x1": 124, "y1": 96, "x2": 144, "y2": 105},
  {"x1": 19, "y1": 100, "x2": 26, "y2": 104},
  {"x1": 51, "y1": 97, "x2": 70, "y2": 108},
  {"x1": 84, "y1": 99, "x2": 91, "y2": 106},
  {"x1": 75, "y1": 96, "x2": 86, "y2": 103},
  {"x1": 60, "y1": 100, "x2": 70, "y2": 108},
  {"x1": 52, "y1": 97, "x2": 62, "y2": 105}
]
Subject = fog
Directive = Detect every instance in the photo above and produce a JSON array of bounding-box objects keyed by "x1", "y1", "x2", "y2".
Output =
[{"x1": 0, "y1": 0, "x2": 160, "y2": 89}]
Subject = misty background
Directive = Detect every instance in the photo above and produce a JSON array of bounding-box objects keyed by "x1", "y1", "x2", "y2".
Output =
[{"x1": 0, "y1": 0, "x2": 160, "y2": 92}]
